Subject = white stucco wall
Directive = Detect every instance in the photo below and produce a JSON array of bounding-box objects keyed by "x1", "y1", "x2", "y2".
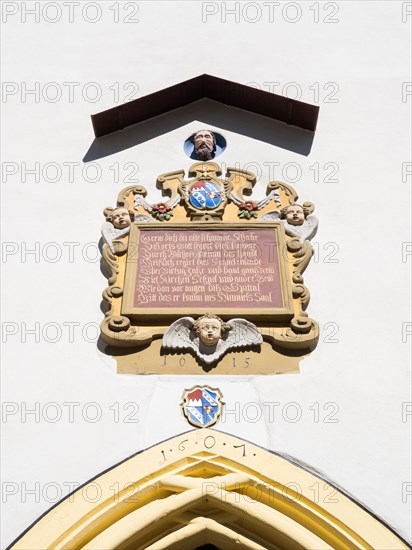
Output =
[{"x1": 1, "y1": 1, "x2": 411, "y2": 547}]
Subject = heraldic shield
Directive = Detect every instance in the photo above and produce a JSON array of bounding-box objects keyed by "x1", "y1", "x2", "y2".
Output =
[{"x1": 181, "y1": 386, "x2": 223, "y2": 428}]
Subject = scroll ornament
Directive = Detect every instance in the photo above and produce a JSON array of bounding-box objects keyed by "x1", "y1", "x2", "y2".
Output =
[{"x1": 100, "y1": 162, "x2": 319, "y2": 372}]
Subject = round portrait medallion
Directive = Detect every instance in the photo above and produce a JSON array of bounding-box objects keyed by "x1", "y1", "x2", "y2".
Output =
[{"x1": 184, "y1": 129, "x2": 226, "y2": 160}]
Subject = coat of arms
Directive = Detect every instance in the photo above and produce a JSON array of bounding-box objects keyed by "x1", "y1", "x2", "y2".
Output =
[
  {"x1": 180, "y1": 386, "x2": 223, "y2": 428},
  {"x1": 189, "y1": 180, "x2": 223, "y2": 209}
]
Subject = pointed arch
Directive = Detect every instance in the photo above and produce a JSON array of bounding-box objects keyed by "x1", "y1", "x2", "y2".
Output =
[{"x1": 10, "y1": 430, "x2": 408, "y2": 550}]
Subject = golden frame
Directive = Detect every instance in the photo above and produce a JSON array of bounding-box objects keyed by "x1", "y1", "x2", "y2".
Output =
[{"x1": 121, "y1": 222, "x2": 294, "y2": 322}]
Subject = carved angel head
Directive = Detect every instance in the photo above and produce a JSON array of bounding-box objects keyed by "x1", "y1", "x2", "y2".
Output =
[
  {"x1": 107, "y1": 207, "x2": 134, "y2": 229},
  {"x1": 280, "y1": 204, "x2": 308, "y2": 226},
  {"x1": 162, "y1": 316, "x2": 262, "y2": 364},
  {"x1": 193, "y1": 313, "x2": 229, "y2": 347}
]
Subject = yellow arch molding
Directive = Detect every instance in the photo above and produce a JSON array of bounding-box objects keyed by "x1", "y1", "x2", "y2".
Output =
[{"x1": 10, "y1": 429, "x2": 408, "y2": 550}]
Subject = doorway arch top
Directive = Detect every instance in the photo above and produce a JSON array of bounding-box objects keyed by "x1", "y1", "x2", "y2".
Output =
[{"x1": 9, "y1": 429, "x2": 408, "y2": 550}]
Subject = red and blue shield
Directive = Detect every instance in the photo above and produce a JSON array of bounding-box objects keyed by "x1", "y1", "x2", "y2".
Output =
[
  {"x1": 181, "y1": 386, "x2": 223, "y2": 428},
  {"x1": 189, "y1": 181, "x2": 222, "y2": 210}
]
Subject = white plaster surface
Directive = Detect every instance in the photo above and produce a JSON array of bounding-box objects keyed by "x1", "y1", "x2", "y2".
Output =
[{"x1": 1, "y1": 1, "x2": 411, "y2": 547}]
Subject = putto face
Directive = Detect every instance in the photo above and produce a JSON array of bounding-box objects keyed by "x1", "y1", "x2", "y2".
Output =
[
  {"x1": 285, "y1": 205, "x2": 305, "y2": 226},
  {"x1": 111, "y1": 208, "x2": 131, "y2": 229},
  {"x1": 197, "y1": 318, "x2": 222, "y2": 346}
]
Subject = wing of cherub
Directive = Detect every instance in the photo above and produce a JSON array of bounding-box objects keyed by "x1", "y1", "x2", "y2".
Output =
[
  {"x1": 134, "y1": 214, "x2": 155, "y2": 223},
  {"x1": 162, "y1": 317, "x2": 196, "y2": 352},
  {"x1": 283, "y1": 215, "x2": 318, "y2": 243},
  {"x1": 258, "y1": 210, "x2": 281, "y2": 222},
  {"x1": 101, "y1": 222, "x2": 130, "y2": 253},
  {"x1": 193, "y1": 318, "x2": 262, "y2": 364},
  {"x1": 225, "y1": 319, "x2": 263, "y2": 351},
  {"x1": 230, "y1": 189, "x2": 281, "y2": 210},
  {"x1": 135, "y1": 194, "x2": 180, "y2": 212}
]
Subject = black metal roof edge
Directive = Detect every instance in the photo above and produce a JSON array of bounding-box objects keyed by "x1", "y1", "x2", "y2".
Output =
[{"x1": 91, "y1": 74, "x2": 319, "y2": 138}]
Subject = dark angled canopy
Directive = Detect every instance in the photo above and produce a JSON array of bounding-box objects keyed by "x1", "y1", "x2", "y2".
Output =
[{"x1": 91, "y1": 74, "x2": 319, "y2": 138}]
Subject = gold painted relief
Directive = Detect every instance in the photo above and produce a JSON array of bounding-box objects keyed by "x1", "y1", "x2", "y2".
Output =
[
  {"x1": 11, "y1": 430, "x2": 409, "y2": 550},
  {"x1": 100, "y1": 161, "x2": 319, "y2": 374}
]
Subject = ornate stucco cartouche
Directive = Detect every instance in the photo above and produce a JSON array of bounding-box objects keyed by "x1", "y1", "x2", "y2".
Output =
[{"x1": 100, "y1": 161, "x2": 319, "y2": 374}]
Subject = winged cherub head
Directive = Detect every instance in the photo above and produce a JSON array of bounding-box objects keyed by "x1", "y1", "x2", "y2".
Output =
[
  {"x1": 109, "y1": 207, "x2": 133, "y2": 229},
  {"x1": 280, "y1": 204, "x2": 309, "y2": 227},
  {"x1": 193, "y1": 314, "x2": 229, "y2": 347}
]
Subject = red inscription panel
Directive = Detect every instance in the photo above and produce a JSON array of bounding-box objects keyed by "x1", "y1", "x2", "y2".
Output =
[{"x1": 132, "y1": 228, "x2": 283, "y2": 310}]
